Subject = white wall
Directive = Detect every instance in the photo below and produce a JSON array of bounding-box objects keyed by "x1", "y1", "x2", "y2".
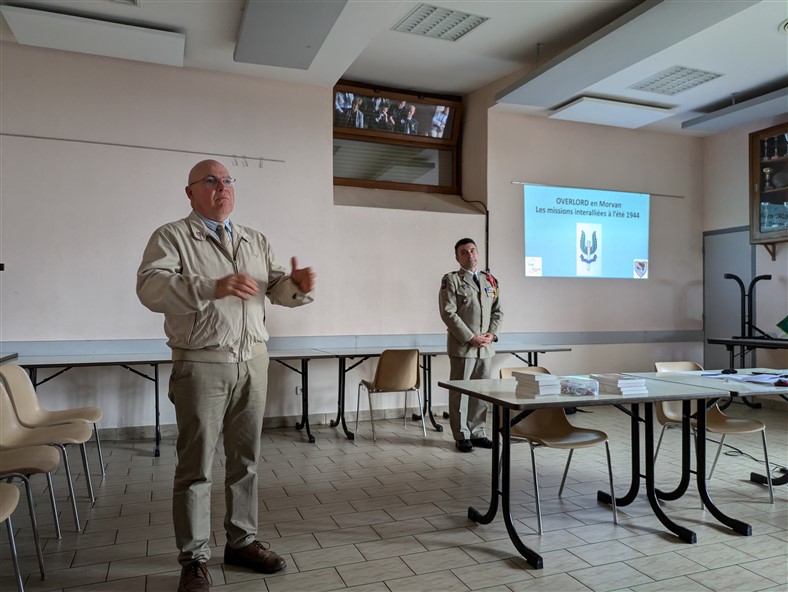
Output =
[
  {"x1": 485, "y1": 110, "x2": 705, "y2": 334},
  {"x1": 2, "y1": 42, "x2": 784, "y2": 431}
]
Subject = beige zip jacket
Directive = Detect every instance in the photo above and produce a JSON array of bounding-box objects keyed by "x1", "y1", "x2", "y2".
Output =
[{"x1": 137, "y1": 211, "x2": 313, "y2": 363}]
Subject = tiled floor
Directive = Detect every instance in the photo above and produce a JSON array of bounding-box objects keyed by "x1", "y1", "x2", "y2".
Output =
[{"x1": 1, "y1": 401, "x2": 786, "y2": 592}]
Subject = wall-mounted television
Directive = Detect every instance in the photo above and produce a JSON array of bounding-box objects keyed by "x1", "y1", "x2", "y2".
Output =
[{"x1": 523, "y1": 184, "x2": 650, "y2": 279}]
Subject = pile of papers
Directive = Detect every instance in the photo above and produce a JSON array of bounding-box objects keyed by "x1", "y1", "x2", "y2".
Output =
[
  {"x1": 590, "y1": 373, "x2": 648, "y2": 395},
  {"x1": 701, "y1": 372, "x2": 788, "y2": 386},
  {"x1": 512, "y1": 371, "x2": 561, "y2": 397}
]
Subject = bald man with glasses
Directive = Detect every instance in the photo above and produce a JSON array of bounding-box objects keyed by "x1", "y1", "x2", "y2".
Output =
[{"x1": 137, "y1": 159, "x2": 315, "y2": 592}]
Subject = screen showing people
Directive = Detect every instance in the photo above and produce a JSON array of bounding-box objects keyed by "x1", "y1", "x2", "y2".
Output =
[{"x1": 334, "y1": 91, "x2": 453, "y2": 139}]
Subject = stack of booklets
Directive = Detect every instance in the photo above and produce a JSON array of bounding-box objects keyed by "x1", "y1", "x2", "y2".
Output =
[
  {"x1": 590, "y1": 373, "x2": 648, "y2": 395},
  {"x1": 512, "y1": 371, "x2": 561, "y2": 397}
]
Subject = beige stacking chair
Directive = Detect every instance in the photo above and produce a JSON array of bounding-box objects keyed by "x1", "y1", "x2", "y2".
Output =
[
  {"x1": 0, "y1": 382, "x2": 93, "y2": 530},
  {"x1": 501, "y1": 366, "x2": 617, "y2": 534},
  {"x1": 0, "y1": 364, "x2": 105, "y2": 476},
  {"x1": 654, "y1": 361, "x2": 773, "y2": 503},
  {"x1": 0, "y1": 446, "x2": 62, "y2": 539},
  {"x1": 356, "y1": 349, "x2": 426, "y2": 442},
  {"x1": 1, "y1": 482, "x2": 24, "y2": 591},
  {"x1": 0, "y1": 448, "x2": 56, "y2": 582}
]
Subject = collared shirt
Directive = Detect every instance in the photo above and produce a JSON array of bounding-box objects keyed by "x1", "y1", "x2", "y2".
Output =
[
  {"x1": 460, "y1": 267, "x2": 478, "y2": 284},
  {"x1": 193, "y1": 210, "x2": 233, "y2": 244}
]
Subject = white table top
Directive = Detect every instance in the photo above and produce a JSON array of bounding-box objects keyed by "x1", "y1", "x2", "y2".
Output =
[
  {"x1": 438, "y1": 377, "x2": 730, "y2": 410},
  {"x1": 11, "y1": 348, "x2": 337, "y2": 368},
  {"x1": 626, "y1": 369, "x2": 788, "y2": 396},
  {"x1": 315, "y1": 342, "x2": 572, "y2": 358}
]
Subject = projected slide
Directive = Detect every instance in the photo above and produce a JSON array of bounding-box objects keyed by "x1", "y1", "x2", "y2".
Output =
[{"x1": 524, "y1": 184, "x2": 649, "y2": 279}]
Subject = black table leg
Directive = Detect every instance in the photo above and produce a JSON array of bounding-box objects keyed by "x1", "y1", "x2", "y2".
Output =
[
  {"x1": 468, "y1": 406, "x2": 543, "y2": 569},
  {"x1": 695, "y1": 400, "x2": 752, "y2": 536},
  {"x1": 644, "y1": 402, "x2": 696, "y2": 543},
  {"x1": 412, "y1": 355, "x2": 443, "y2": 431},
  {"x1": 329, "y1": 358, "x2": 344, "y2": 430},
  {"x1": 751, "y1": 469, "x2": 788, "y2": 486},
  {"x1": 656, "y1": 399, "x2": 692, "y2": 501},
  {"x1": 154, "y1": 364, "x2": 161, "y2": 457},
  {"x1": 123, "y1": 364, "x2": 162, "y2": 457},
  {"x1": 329, "y1": 358, "x2": 354, "y2": 439},
  {"x1": 598, "y1": 404, "x2": 640, "y2": 507},
  {"x1": 294, "y1": 359, "x2": 314, "y2": 443}
]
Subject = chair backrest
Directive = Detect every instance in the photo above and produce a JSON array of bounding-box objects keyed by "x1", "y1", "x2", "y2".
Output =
[
  {"x1": 0, "y1": 364, "x2": 45, "y2": 427},
  {"x1": 499, "y1": 366, "x2": 566, "y2": 437},
  {"x1": 500, "y1": 366, "x2": 550, "y2": 379},
  {"x1": 0, "y1": 482, "x2": 20, "y2": 523},
  {"x1": 370, "y1": 349, "x2": 420, "y2": 392},
  {"x1": 654, "y1": 361, "x2": 703, "y2": 422},
  {"x1": 511, "y1": 407, "x2": 575, "y2": 440},
  {"x1": 654, "y1": 361, "x2": 703, "y2": 372},
  {"x1": 0, "y1": 382, "x2": 27, "y2": 449}
]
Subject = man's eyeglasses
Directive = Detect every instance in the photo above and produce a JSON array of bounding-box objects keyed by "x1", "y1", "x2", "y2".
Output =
[{"x1": 188, "y1": 175, "x2": 236, "y2": 187}]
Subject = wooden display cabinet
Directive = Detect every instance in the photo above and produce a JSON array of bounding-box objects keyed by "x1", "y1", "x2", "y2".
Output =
[{"x1": 749, "y1": 121, "x2": 788, "y2": 259}]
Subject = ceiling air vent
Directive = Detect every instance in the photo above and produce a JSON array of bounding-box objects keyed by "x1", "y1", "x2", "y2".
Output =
[
  {"x1": 392, "y1": 3, "x2": 487, "y2": 42},
  {"x1": 630, "y1": 66, "x2": 722, "y2": 96}
]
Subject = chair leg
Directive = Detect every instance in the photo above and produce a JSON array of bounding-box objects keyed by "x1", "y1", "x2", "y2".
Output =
[
  {"x1": 709, "y1": 434, "x2": 726, "y2": 479},
  {"x1": 45, "y1": 472, "x2": 61, "y2": 539},
  {"x1": 692, "y1": 429, "x2": 703, "y2": 510},
  {"x1": 5, "y1": 514, "x2": 24, "y2": 592},
  {"x1": 760, "y1": 430, "x2": 774, "y2": 504},
  {"x1": 558, "y1": 449, "x2": 574, "y2": 497},
  {"x1": 52, "y1": 444, "x2": 81, "y2": 532},
  {"x1": 528, "y1": 442, "x2": 543, "y2": 535},
  {"x1": 355, "y1": 384, "x2": 362, "y2": 434},
  {"x1": 654, "y1": 424, "x2": 669, "y2": 463},
  {"x1": 79, "y1": 443, "x2": 95, "y2": 505},
  {"x1": 19, "y1": 475, "x2": 46, "y2": 580},
  {"x1": 93, "y1": 423, "x2": 106, "y2": 476},
  {"x1": 368, "y1": 389, "x2": 376, "y2": 442},
  {"x1": 403, "y1": 391, "x2": 408, "y2": 429},
  {"x1": 604, "y1": 441, "x2": 618, "y2": 525},
  {"x1": 415, "y1": 390, "x2": 426, "y2": 438}
]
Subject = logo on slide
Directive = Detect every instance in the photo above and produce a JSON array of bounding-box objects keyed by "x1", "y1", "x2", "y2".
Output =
[
  {"x1": 634, "y1": 260, "x2": 648, "y2": 278},
  {"x1": 577, "y1": 223, "x2": 601, "y2": 276}
]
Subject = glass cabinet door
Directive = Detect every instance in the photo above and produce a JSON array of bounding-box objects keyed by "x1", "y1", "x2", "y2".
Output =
[{"x1": 750, "y1": 122, "x2": 788, "y2": 247}]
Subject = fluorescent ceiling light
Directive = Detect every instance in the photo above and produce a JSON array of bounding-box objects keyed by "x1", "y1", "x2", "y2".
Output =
[
  {"x1": 549, "y1": 97, "x2": 672, "y2": 129},
  {"x1": 0, "y1": 5, "x2": 184, "y2": 67},
  {"x1": 393, "y1": 3, "x2": 488, "y2": 42},
  {"x1": 630, "y1": 65, "x2": 722, "y2": 96}
]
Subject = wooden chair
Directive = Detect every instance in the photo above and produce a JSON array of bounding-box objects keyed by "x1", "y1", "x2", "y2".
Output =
[
  {"x1": 501, "y1": 367, "x2": 617, "y2": 534},
  {"x1": 356, "y1": 349, "x2": 426, "y2": 442},
  {"x1": 654, "y1": 361, "x2": 773, "y2": 503}
]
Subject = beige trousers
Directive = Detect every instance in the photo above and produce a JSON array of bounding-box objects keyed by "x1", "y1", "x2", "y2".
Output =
[
  {"x1": 168, "y1": 353, "x2": 269, "y2": 565},
  {"x1": 448, "y1": 356, "x2": 490, "y2": 441}
]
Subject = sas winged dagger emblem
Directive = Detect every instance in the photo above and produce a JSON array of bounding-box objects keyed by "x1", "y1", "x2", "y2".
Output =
[{"x1": 579, "y1": 230, "x2": 598, "y2": 271}]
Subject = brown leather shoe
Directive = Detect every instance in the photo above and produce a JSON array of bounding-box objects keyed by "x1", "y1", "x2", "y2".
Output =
[
  {"x1": 224, "y1": 540, "x2": 286, "y2": 574},
  {"x1": 178, "y1": 561, "x2": 211, "y2": 592}
]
